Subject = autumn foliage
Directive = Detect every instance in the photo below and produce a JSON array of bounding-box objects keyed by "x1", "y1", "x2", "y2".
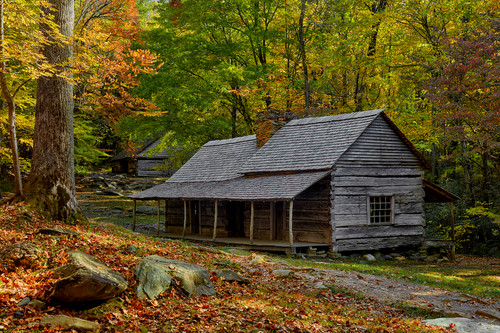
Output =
[{"x1": 0, "y1": 204, "x2": 448, "y2": 332}]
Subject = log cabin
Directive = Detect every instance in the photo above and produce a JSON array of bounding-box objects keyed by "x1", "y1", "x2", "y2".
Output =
[
  {"x1": 130, "y1": 109, "x2": 456, "y2": 254},
  {"x1": 110, "y1": 139, "x2": 178, "y2": 177}
]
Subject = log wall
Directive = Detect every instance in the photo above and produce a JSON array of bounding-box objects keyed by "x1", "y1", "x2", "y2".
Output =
[
  {"x1": 240, "y1": 177, "x2": 331, "y2": 243},
  {"x1": 163, "y1": 177, "x2": 331, "y2": 243},
  {"x1": 165, "y1": 199, "x2": 229, "y2": 237},
  {"x1": 333, "y1": 116, "x2": 426, "y2": 252}
]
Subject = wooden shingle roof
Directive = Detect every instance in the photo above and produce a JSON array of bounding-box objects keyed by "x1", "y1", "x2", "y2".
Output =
[
  {"x1": 130, "y1": 109, "x2": 430, "y2": 201},
  {"x1": 167, "y1": 135, "x2": 257, "y2": 183},
  {"x1": 241, "y1": 109, "x2": 384, "y2": 174},
  {"x1": 130, "y1": 171, "x2": 329, "y2": 201}
]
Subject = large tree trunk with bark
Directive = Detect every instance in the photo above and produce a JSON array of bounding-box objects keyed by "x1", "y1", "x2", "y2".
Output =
[{"x1": 21, "y1": 0, "x2": 83, "y2": 221}]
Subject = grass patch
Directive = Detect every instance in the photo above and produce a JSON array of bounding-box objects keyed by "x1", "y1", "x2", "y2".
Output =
[
  {"x1": 285, "y1": 256, "x2": 500, "y2": 299},
  {"x1": 392, "y1": 301, "x2": 443, "y2": 319}
]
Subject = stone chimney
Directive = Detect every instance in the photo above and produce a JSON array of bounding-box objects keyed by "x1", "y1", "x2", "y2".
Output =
[{"x1": 255, "y1": 108, "x2": 296, "y2": 148}]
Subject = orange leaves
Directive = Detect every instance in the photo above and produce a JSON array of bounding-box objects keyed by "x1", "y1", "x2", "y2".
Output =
[{"x1": 73, "y1": 0, "x2": 161, "y2": 125}]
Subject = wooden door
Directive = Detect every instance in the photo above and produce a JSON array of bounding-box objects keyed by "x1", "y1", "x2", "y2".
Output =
[
  {"x1": 273, "y1": 201, "x2": 285, "y2": 240},
  {"x1": 227, "y1": 201, "x2": 245, "y2": 237},
  {"x1": 190, "y1": 200, "x2": 200, "y2": 234}
]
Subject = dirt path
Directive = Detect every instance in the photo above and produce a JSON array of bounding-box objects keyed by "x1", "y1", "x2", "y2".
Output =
[{"x1": 288, "y1": 265, "x2": 500, "y2": 324}]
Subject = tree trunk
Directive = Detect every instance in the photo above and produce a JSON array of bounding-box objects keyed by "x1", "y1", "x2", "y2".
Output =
[
  {"x1": 298, "y1": 0, "x2": 310, "y2": 109},
  {"x1": 0, "y1": 0, "x2": 22, "y2": 196},
  {"x1": 22, "y1": 0, "x2": 83, "y2": 221}
]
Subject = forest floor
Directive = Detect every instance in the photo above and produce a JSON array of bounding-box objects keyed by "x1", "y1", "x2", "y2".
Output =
[{"x1": 0, "y1": 174, "x2": 498, "y2": 331}]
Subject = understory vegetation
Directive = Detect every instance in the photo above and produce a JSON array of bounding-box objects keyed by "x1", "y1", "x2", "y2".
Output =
[{"x1": 0, "y1": 204, "x2": 454, "y2": 332}]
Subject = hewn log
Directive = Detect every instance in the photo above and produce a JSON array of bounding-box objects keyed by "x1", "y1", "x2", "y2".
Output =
[{"x1": 212, "y1": 200, "x2": 218, "y2": 241}]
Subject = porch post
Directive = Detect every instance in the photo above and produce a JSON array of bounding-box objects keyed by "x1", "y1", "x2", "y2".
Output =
[
  {"x1": 182, "y1": 199, "x2": 187, "y2": 238},
  {"x1": 288, "y1": 200, "x2": 294, "y2": 246},
  {"x1": 450, "y1": 201, "x2": 456, "y2": 261},
  {"x1": 269, "y1": 201, "x2": 274, "y2": 241},
  {"x1": 212, "y1": 199, "x2": 218, "y2": 240},
  {"x1": 132, "y1": 199, "x2": 136, "y2": 232},
  {"x1": 250, "y1": 201, "x2": 255, "y2": 244},
  {"x1": 156, "y1": 200, "x2": 161, "y2": 236}
]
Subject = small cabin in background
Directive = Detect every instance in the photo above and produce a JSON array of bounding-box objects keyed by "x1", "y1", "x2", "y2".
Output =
[
  {"x1": 110, "y1": 139, "x2": 176, "y2": 177},
  {"x1": 130, "y1": 109, "x2": 456, "y2": 254}
]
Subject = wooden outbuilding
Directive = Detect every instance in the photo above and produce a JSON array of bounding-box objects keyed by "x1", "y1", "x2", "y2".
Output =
[
  {"x1": 130, "y1": 109, "x2": 452, "y2": 253},
  {"x1": 110, "y1": 139, "x2": 177, "y2": 177}
]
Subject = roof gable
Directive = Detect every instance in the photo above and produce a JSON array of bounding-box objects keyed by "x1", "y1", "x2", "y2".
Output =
[
  {"x1": 241, "y1": 109, "x2": 384, "y2": 174},
  {"x1": 167, "y1": 135, "x2": 257, "y2": 182}
]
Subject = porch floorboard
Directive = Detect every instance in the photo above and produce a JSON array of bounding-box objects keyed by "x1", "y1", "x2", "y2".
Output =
[{"x1": 159, "y1": 233, "x2": 330, "y2": 254}]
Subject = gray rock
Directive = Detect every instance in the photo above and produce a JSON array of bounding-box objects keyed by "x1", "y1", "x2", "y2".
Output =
[
  {"x1": 135, "y1": 260, "x2": 172, "y2": 299},
  {"x1": 214, "y1": 269, "x2": 250, "y2": 284},
  {"x1": 136, "y1": 255, "x2": 215, "y2": 298},
  {"x1": 28, "y1": 299, "x2": 47, "y2": 310},
  {"x1": 49, "y1": 251, "x2": 128, "y2": 303},
  {"x1": 102, "y1": 189, "x2": 123, "y2": 196},
  {"x1": 272, "y1": 269, "x2": 292, "y2": 277},
  {"x1": 313, "y1": 282, "x2": 328, "y2": 289},
  {"x1": 127, "y1": 245, "x2": 137, "y2": 254},
  {"x1": 17, "y1": 297, "x2": 30, "y2": 307},
  {"x1": 38, "y1": 228, "x2": 79, "y2": 237},
  {"x1": 40, "y1": 315, "x2": 100, "y2": 332},
  {"x1": 0, "y1": 242, "x2": 45, "y2": 271},
  {"x1": 363, "y1": 254, "x2": 376, "y2": 261},
  {"x1": 304, "y1": 289, "x2": 322, "y2": 298},
  {"x1": 424, "y1": 254, "x2": 440, "y2": 262},
  {"x1": 423, "y1": 318, "x2": 500, "y2": 333},
  {"x1": 14, "y1": 309, "x2": 23, "y2": 318}
]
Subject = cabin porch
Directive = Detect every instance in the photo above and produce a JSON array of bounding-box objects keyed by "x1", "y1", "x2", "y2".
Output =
[{"x1": 156, "y1": 233, "x2": 330, "y2": 255}]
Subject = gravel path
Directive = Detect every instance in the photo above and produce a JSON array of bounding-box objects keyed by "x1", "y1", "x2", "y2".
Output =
[{"x1": 291, "y1": 266, "x2": 500, "y2": 324}]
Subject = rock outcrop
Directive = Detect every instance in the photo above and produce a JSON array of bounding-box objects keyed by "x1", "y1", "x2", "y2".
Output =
[
  {"x1": 49, "y1": 251, "x2": 128, "y2": 304},
  {"x1": 40, "y1": 315, "x2": 100, "y2": 332},
  {"x1": 135, "y1": 255, "x2": 215, "y2": 299}
]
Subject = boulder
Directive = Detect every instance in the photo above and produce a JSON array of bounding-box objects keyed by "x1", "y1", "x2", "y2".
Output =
[
  {"x1": 363, "y1": 254, "x2": 376, "y2": 262},
  {"x1": 136, "y1": 255, "x2": 215, "y2": 298},
  {"x1": 272, "y1": 269, "x2": 292, "y2": 277},
  {"x1": 40, "y1": 315, "x2": 100, "y2": 332},
  {"x1": 214, "y1": 269, "x2": 250, "y2": 284},
  {"x1": 0, "y1": 242, "x2": 45, "y2": 271},
  {"x1": 28, "y1": 299, "x2": 47, "y2": 310},
  {"x1": 38, "y1": 227, "x2": 79, "y2": 237},
  {"x1": 423, "y1": 318, "x2": 500, "y2": 333},
  {"x1": 135, "y1": 261, "x2": 173, "y2": 299},
  {"x1": 424, "y1": 254, "x2": 441, "y2": 262},
  {"x1": 49, "y1": 251, "x2": 128, "y2": 304}
]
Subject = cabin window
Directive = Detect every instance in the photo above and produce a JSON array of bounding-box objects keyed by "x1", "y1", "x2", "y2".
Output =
[{"x1": 369, "y1": 196, "x2": 393, "y2": 224}]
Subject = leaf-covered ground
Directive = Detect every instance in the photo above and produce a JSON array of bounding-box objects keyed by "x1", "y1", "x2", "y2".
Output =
[{"x1": 0, "y1": 204, "x2": 451, "y2": 332}]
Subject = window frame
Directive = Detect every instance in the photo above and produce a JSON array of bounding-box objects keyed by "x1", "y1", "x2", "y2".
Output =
[{"x1": 367, "y1": 195, "x2": 394, "y2": 225}]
